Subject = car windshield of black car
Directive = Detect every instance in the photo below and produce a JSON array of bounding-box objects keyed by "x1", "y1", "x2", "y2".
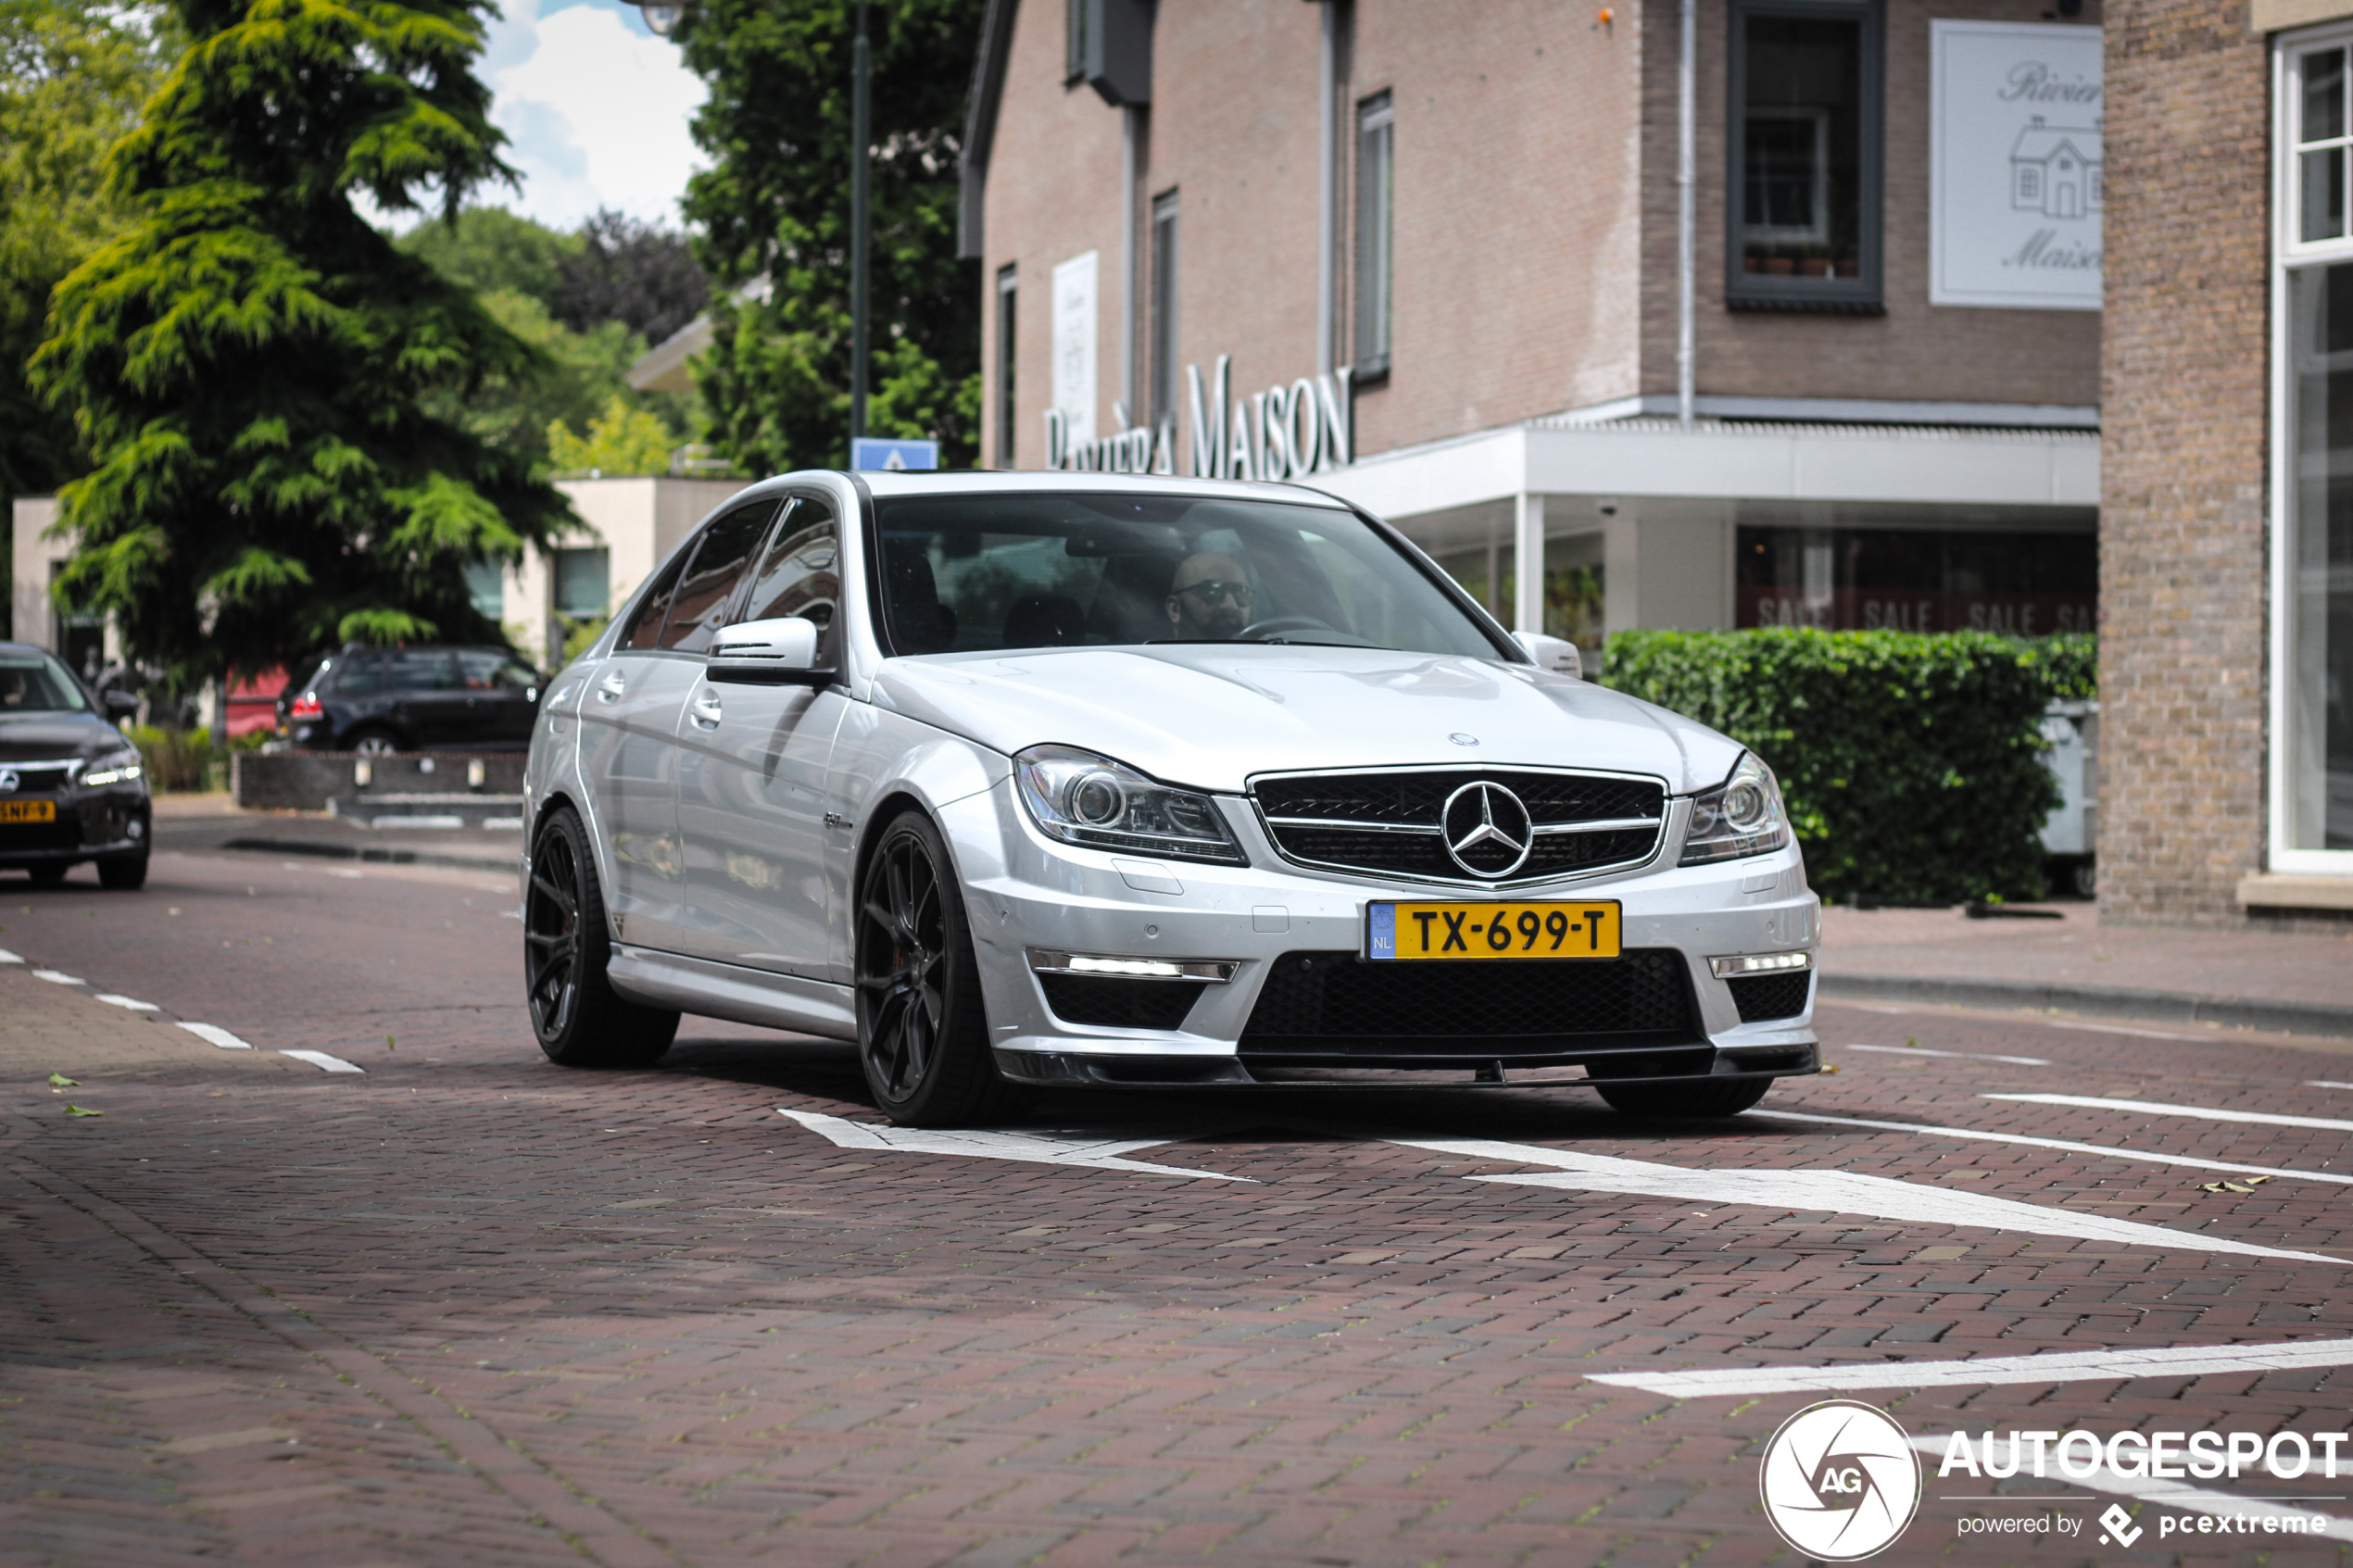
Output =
[{"x1": 0, "y1": 653, "x2": 91, "y2": 713}]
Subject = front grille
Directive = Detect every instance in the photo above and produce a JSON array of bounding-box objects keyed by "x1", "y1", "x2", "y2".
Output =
[
  {"x1": 0, "y1": 761, "x2": 79, "y2": 793},
  {"x1": 1728, "y1": 971, "x2": 1812, "y2": 1022},
  {"x1": 1252, "y1": 768, "x2": 1666, "y2": 885},
  {"x1": 1239, "y1": 948, "x2": 1703, "y2": 1062},
  {"x1": 1037, "y1": 973, "x2": 1207, "y2": 1031}
]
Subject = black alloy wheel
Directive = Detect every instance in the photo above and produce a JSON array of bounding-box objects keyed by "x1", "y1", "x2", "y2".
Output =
[
  {"x1": 854, "y1": 811, "x2": 1022, "y2": 1128},
  {"x1": 1594, "y1": 1076, "x2": 1772, "y2": 1117},
  {"x1": 346, "y1": 727, "x2": 402, "y2": 757},
  {"x1": 524, "y1": 807, "x2": 677, "y2": 1067}
]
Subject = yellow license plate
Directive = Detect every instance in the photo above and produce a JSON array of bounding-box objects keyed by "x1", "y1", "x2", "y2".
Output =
[
  {"x1": 0, "y1": 799, "x2": 57, "y2": 824},
  {"x1": 1368, "y1": 899, "x2": 1622, "y2": 960}
]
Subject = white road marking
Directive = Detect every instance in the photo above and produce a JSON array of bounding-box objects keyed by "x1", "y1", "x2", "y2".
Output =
[
  {"x1": 776, "y1": 1108, "x2": 1247, "y2": 1181},
  {"x1": 0, "y1": 947, "x2": 20, "y2": 963},
  {"x1": 1392, "y1": 1137, "x2": 2345, "y2": 1264},
  {"x1": 323, "y1": 869, "x2": 364, "y2": 879},
  {"x1": 178, "y1": 1022, "x2": 253, "y2": 1050},
  {"x1": 1847, "y1": 1043, "x2": 2050, "y2": 1066},
  {"x1": 279, "y1": 1049, "x2": 364, "y2": 1074},
  {"x1": 32, "y1": 969, "x2": 82, "y2": 985},
  {"x1": 1991, "y1": 1094, "x2": 2353, "y2": 1134},
  {"x1": 1587, "y1": 1336, "x2": 2353, "y2": 1399},
  {"x1": 2310, "y1": 1082, "x2": 2353, "y2": 1092},
  {"x1": 1753, "y1": 1108, "x2": 2353, "y2": 1186},
  {"x1": 93, "y1": 994, "x2": 158, "y2": 1011},
  {"x1": 1825, "y1": 1000, "x2": 2219, "y2": 1042},
  {"x1": 1906, "y1": 1436, "x2": 2353, "y2": 1542}
]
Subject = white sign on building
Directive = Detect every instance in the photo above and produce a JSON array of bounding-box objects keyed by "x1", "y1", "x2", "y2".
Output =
[
  {"x1": 1051, "y1": 251, "x2": 1098, "y2": 447},
  {"x1": 1930, "y1": 21, "x2": 2103, "y2": 310}
]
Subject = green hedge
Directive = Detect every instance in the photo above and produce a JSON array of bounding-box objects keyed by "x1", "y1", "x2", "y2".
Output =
[{"x1": 1601, "y1": 630, "x2": 2092, "y2": 905}]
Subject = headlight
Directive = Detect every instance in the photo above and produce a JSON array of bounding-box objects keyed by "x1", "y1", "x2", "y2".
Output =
[
  {"x1": 1013, "y1": 745, "x2": 1246, "y2": 864},
  {"x1": 1680, "y1": 752, "x2": 1789, "y2": 865},
  {"x1": 82, "y1": 747, "x2": 145, "y2": 789}
]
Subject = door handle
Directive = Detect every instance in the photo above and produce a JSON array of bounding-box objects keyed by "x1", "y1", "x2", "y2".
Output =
[
  {"x1": 689, "y1": 687, "x2": 724, "y2": 728},
  {"x1": 596, "y1": 672, "x2": 625, "y2": 703}
]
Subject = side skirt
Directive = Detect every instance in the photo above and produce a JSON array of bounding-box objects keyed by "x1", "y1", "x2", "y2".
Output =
[{"x1": 606, "y1": 947, "x2": 858, "y2": 1040}]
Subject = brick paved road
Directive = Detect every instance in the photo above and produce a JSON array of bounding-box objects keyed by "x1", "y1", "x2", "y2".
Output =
[{"x1": 7, "y1": 848, "x2": 2353, "y2": 1565}]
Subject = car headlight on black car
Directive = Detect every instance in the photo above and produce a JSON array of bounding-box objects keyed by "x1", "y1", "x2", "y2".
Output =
[
  {"x1": 81, "y1": 747, "x2": 145, "y2": 789},
  {"x1": 1680, "y1": 752, "x2": 1790, "y2": 865},
  {"x1": 1013, "y1": 745, "x2": 1246, "y2": 864}
]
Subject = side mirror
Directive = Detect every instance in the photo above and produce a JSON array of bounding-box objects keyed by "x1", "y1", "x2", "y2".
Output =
[
  {"x1": 1510, "y1": 631, "x2": 1582, "y2": 681},
  {"x1": 708, "y1": 617, "x2": 828, "y2": 685}
]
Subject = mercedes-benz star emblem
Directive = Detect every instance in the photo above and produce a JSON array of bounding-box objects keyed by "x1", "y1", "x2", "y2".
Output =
[
  {"x1": 0, "y1": 769, "x2": 19, "y2": 794},
  {"x1": 1441, "y1": 780, "x2": 1533, "y2": 878}
]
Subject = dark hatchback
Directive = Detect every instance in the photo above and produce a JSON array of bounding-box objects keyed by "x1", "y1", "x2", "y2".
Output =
[
  {"x1": 0, "y1": 642, "x2": 150, "y2": 888},
  {"x1": 279, "y1": 646, "x2": 545, "y2": 753}
]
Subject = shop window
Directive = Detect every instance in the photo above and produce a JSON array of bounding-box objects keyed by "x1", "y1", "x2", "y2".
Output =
[
  {"x1": 462, "y1": 559, "x2": 504, "y2": 621},
  {"x1": 2277, "y1": 31, "x2": 2353, "y2": 869},
  {"x1": 1065, "y1": 0, "x2": 1087, "y2": 82},
  {"x1": 1151, "y1": 190, "x2": 1179, "y2": 430},
  {"x1": 1354, "y1": 91, "x2": 1394, "y2": 376},
  {"x1": 996, "y1": 265, "x2": 1017, "y2": 468},
  {"x1": 1727, "y1": 0, "x2": 1882, "y2": 311},
  {"x1": 1733, "y1": 523, "x2": 2095, "y2": 636}
]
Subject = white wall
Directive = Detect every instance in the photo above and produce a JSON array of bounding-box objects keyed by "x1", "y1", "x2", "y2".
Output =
[{"x1": 9, "y1": 495, "x2": 58, "y2": 651}]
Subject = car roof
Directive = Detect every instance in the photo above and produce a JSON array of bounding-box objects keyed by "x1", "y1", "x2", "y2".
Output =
[{"x1": 805, "y1": 469, "x2": 1357, "y2": 508}]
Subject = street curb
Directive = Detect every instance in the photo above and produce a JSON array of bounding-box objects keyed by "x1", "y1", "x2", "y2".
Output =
[
  {"x1": 1818, "y1": 972, "x2": 2353, "y2": 1041},
  {"x1": 220, "y1": 835, "x2": 515, "y2": 876}
]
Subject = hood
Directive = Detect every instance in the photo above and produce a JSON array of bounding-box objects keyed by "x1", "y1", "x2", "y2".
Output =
[
  {"x1": 869, "y1": 646, "x2": 1743, "y2": 795},
  {"x1": 0, "y1": 710, "x2": 122, "y2": 762}
]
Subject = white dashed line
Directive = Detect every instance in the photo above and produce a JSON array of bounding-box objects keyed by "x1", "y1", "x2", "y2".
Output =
[
  {"x1": 1991, "y1": 1094, "x2": 2353, "y2": 1134},
  {"x1": 1909, "y1": 1436, "x2": 2353, "y2": 1541},
  {"x1": 1847, "y1": 1043, "x2": 2051, "y2": 1065},
  {"x1": 178, "y1": 1022, "x2": 254, "y2": 1050},
  {"x1": 93, "y1": 994, "x2": 158, "y2": 1011},
  {"x1": 1587, "y1": 1336, "x2": 2353, "y2": 1399},
  {"x1": 279, "y1": 1049, "x2": 364, "y2": 1074},
  {"x1": 1394, "y1": 1136, "x2": 2345, "y2": 1263},
  {"x1": 1753, "y1": 1109, "x2": 2353, "y2": 1185},
  {"x1": 0, "y1": 947, "x2": 20, "y2": 963},
  {"x1": 2309, "y1": 1082, "x2": 2353, "y2": 1092},
  {"x1": 32, "y1": 969, "x2": 82, "y2": 985}
]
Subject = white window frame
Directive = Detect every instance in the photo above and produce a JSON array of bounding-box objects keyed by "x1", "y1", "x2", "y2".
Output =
[{"x1": 2269, "y1": 23, "x2": 2353, "y2": 874}]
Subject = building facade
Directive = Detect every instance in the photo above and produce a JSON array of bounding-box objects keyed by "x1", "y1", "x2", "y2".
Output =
[{"x1": 963, "y1": 0, "x2": 2105, "y2": 674}]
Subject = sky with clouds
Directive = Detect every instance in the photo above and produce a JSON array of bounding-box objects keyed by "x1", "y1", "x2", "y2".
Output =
[{"x1": 475, "y1": 0, "x2": 707, "y2": 232}]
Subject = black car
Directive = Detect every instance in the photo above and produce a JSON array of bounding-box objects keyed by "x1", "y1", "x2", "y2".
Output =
[
  {"x1": 0, "y1": 642, "x2": 150, "y2": 889},
  {"x1": 279, "y1": 645, "x2": 546, "y2": 753}
]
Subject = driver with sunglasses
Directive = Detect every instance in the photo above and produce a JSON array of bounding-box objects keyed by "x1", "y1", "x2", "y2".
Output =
[{"x1": 1163, "y1": 551, "x2": 1255, "y2": 639}]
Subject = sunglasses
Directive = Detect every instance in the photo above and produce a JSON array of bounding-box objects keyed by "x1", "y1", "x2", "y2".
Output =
[{"x1": 1174, "y1": 579, "x2": 1252, "y2": 606}]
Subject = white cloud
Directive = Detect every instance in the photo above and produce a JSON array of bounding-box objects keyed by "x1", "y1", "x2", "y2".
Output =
[{"x1": 480, "y1": 0, "x2": 706, "y2": 230}]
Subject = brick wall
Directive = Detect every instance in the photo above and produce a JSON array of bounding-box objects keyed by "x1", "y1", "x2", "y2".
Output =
[{"x1": 2096, "y1": 0, "x2": 2273, "y2": 926}]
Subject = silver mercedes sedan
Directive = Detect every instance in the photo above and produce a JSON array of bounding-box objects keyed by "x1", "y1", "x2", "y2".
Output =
[{"x1": 520, "y1": 470, "x2": 1819, "y2": 1126}]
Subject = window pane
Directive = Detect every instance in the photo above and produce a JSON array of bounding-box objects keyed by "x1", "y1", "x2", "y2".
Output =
[
  {"x1": 1741, "y1": 15, "x2": 1862, "y2": 281},
  {"x1": 385, "y1": 650, "x2": 458, "y2": 693},
  {"x1": 620, "y1": 549, "x2": 691, "y2": 650},
  {"x1": 1355, "y1": 95, "x2": 1393, "y2": 366},
  {"x1": 1733, "y1": 522, "x2": 2096, "y2": 634},
  {"x1": 2289, "y1": 263, "x2": 2353, "y2": 849},
  {"x1": 742, "y1": 501, "x2": 841, "y2": 668},
  {"x1": 553, "y1": 547, "x2": 610, "y2": 618},
  {"x1": 660, "y1": 501, "x2": 779, "y2": 653},
  {"x1": 2307, "y1": 147, "x2": 2347, "y2": 244},
  {"x1": 457, "y1": 650, "x2": 539, "y2": 690},
  {"x1": 2308, "y1": 48, "x2": 2347, "y2": 144},
  {"x1": 462, "y1": 559, "x2": 504, "y2": 619}
]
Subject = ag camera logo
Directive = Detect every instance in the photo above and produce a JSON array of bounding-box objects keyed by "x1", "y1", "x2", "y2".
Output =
[{"x1": 1759, "y1": 1400, "x2": 1923, "y2": 1561}]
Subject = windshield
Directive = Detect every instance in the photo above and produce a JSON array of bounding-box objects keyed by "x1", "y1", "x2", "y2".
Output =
[
  {"x1": 870, "y1": 493, "x2": 1506, "y2": 659},
  {"x1": 0, "y1": 652, "x2": 89, "y2": 714}
]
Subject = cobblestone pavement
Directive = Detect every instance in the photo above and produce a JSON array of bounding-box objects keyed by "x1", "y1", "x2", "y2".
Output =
[{"x1": 7, "y1": 850, "x2": 2353, "y2": 1565}]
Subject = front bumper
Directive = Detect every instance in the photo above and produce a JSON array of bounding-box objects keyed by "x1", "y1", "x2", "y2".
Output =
[
  {"x1": 947, "y1": 779, "x2": 1819, "y2": 1091},
  {"x1": 0, "y1": 790, "x2": 151, "y2": 865}
]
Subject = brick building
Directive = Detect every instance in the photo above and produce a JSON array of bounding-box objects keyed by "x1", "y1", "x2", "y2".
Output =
[
  {"x1": 2098, "y1": 0, "x2": 2351, "y2": 923},
  {"x1": 961, "y1": 0, "x2": 2105, "y2": 671}
]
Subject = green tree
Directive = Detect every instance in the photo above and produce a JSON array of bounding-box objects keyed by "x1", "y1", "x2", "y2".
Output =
[
  {"x1": 31, "y1": 0, "x2": 569, "y2": 689},
  {"x1": 548, "y1": 393, "x2": 675, "y2": 477},
  {"x1": 675, "y1": 0, "x2": 981, "y2": 473},
  {"x1": 0, "y1": 0, "x2": 171, "y2": 500},
  {"x1": 396, "y1": 203, "x2": 580, "y2": 307}
]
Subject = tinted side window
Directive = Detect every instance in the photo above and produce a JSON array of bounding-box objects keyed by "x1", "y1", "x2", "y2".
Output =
[
  {"x1": 661, "y1": 501, "x2": 779, "y2": 653},
  {"x1": 458, "y1": 650, "x2": 540, "y2": 691},
  {"x1": 331, "y1": 653, "x2": 386, "y2": 696},
  {"x1": 742, "y1": 498, "x2": 841, "y2": 669},
  {"x1": 619, "y1": 546, "x2": 695, "y2": 651},
  {"x1": 386, "y1": 650, "x2": 458, "y2": 692}
]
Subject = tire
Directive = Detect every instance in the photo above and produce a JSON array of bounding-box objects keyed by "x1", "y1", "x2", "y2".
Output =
[
  {"x1": 96, "y1": 851, "x2": 148, "y2": 890},
  {"x1": 26, "y1": 863, "x2": 69, "y2": 888},
  {"x1": 346, "y1": 727, "x2": 402, "y2": 757},
  {"x1": 524, "y1": 807, "x2": 678, "y2": 1067},
  {"x1": 1595, "y1": 1076, "x2": 1773, "y2": 1118},
  {"x1": 854, "y1": 809, "x2": 1024, "y2": 1128}
]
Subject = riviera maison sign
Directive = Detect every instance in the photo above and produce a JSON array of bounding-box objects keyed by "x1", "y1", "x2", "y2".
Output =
[
  {"x1": 1930, "y1": 20, "x2": 2102, "y2": 310},
  {"x1": 1044, "y1": 355, "x2": 1357, "y2": 479}
]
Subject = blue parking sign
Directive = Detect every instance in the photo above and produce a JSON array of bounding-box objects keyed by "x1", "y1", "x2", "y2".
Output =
[{"x1": 849, "y1": 437, "x2": 939, "y2": 471}]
